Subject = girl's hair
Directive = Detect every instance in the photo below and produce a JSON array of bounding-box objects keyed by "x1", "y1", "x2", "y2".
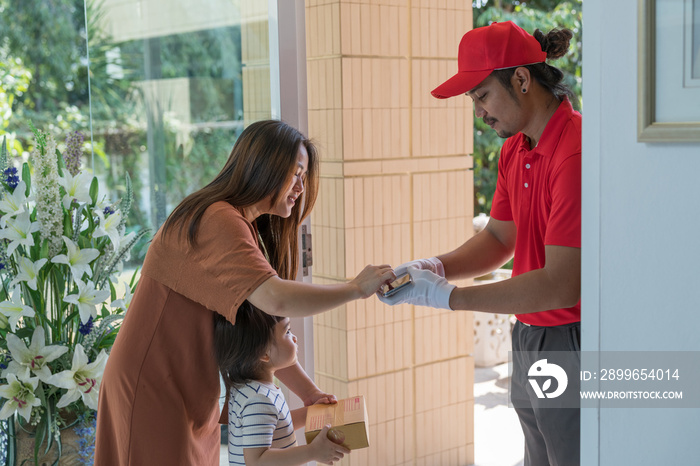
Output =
[
  {"x1": 492, "y1": 27, "x2": 577, "y2": 104},
  {"x1": 214, "y1": 301, "x2": 283, "y2": 393},
  {"x1": 161, "y1": 119, "x2": 319, "y2": 280}
]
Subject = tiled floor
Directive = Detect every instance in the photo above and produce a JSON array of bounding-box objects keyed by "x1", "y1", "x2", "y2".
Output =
[
  {"x1": 219, "y1": 362, "x2": 524, "y2": 466},
  {"x1": 473, "y1": 362, "x2": 524, "y2": 466}
]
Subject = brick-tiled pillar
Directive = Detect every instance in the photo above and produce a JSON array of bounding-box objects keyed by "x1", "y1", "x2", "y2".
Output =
[
  {"x1": 306, "y1": 1, "x2": 475, "y2": 464},
  {"x1": 241, "y1": 0, "x2": 272, "y2": 123}
]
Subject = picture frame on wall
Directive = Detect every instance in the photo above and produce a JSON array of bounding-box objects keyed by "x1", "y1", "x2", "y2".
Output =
[{"x1": 638, "y1": 0, "x2": 700, "y2": 142}]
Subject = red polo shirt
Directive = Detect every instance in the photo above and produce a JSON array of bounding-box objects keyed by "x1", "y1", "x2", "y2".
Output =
[{"x1": 490, "y1": 98, "x2": 581, "y2": 326}]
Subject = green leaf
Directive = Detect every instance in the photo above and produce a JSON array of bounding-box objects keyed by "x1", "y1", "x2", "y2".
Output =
[
  {"x1": 21, "y1": 162, "x2": 31, "y2": 197},
  {"x1": 13, "y1": 326, "x2": 34, "y2": 340},
  {"x1": 6, "y1": 416, "x2": 16, "y2": 466},
  {"x1": 63, "y1": 208, "x2": 73, "y2": 237},
  {"x1": 55, "y1": 147, "x2": 66, "y2": 177},
  {"x1": 129, "y1": 267, "x2": 141, "y2": 287},
  {"x1": 52, "y1": 266, "x2": 67, "y2": 301},
  {"x1": 89, "y1": 176, "x2": 99, "y2": 205},
  {"x1": 0, "y1": 135, "x2": 7, "y2": 173},
  {"x1": 40, "y1": 238, "x2": 50, "y2": 261},
  {"x1": 64, "y1": 308, "x2": 80, "y2": 323}
]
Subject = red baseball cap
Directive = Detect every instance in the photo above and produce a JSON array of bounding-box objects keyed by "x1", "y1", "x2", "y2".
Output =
[{"x1": 431, "y1": 21, "x2": 547, "y2": 99}]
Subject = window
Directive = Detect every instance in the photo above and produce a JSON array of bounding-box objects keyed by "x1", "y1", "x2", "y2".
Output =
[{"x1": 0, "y1": 0, "x2": 273, "y2": 267}]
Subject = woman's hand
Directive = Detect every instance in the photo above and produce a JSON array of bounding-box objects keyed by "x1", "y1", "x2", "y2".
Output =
[{"x1": 350, "y1": 264, "x2": 395, "y2": 298}]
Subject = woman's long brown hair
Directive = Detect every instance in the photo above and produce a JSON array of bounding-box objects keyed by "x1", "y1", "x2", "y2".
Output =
[{"x1": 160, "y1": 120, "x2": 319, "y2": 280}]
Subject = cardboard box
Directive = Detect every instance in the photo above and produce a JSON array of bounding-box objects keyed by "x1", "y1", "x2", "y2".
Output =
[{"x1": 304, "y1": 395, "x2": 369, "y2": 450}]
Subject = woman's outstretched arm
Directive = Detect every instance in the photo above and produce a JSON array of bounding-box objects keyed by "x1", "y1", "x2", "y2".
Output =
[{"x1": 247, "y1": 264, "x2": 394, "y2": 318}]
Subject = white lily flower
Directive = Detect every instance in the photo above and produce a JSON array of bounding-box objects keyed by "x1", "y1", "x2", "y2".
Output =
[
  {"x1": 3, "y1": 328, "x2": 68, "y2": 383},
  {"x1": 0, "y1": 287, "x2": 35, "y2": 331},
  {"x1": 93, "y1": 208, "x2": 123, "y2": 250},
  {"x1": 93, "y1": 195, "x2": 110, "y2": 212},
  {"x1": 10, "y1": 256, "x2": 48, "y2": 291},
  {"x1": 0, "y1": 373, "x2": 41, "y2": 422},
  {"x1": 0, "y1": 211, "x2": 39, "y2": 256},
  {"x1": 111, "y1": 283, "x2": 133, "y2": 312},
  {"x1": 0, "y1": 361, "x2": 30, "y2": 382},
  {"x1": 51, "y1": 236, "x2": 100, "y2": 280},
  {"x1": 0, "y1": 180, "x2": 28, "y2": 227},
  {"x1": 63, "y1": 278, "x2": 110, "y2": 324},
  {"x1": 58, "y1": 171, "x2": 92, "y2": 209},
  {"x1": 49, "y1": 344, "x2": 107, "y2": 410}
]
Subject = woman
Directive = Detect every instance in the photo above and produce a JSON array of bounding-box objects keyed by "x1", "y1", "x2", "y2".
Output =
[{"x1": 95, "y1": 120, "x2": 393, "y2": 465}]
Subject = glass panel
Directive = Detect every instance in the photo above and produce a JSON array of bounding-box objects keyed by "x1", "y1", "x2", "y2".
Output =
[
  {"x1": 0, "y1": 0, "x2": 276, "y2": 460},
  {"x1": 0, "y1": 1, "x2": 90, "y2": 151},
  {"x1": 89, "y1": 0, "x2": 272, "y2": 265},
  {"x1": 0, "y1": 0, "x2": 272, "y2": 268}
]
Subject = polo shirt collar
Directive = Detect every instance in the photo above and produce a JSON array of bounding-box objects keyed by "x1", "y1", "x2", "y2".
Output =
[{"x1": 519, "y1": 97, "x2": 575, "y2": 156}]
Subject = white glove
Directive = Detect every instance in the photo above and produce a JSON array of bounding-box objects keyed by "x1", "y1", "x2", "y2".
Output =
[
  {"x1": 377, "y1": 267, "x2": 456, "y2": 310},
  {"x1": 394, "y1": 257, "x2": 445, "y2": 278}
]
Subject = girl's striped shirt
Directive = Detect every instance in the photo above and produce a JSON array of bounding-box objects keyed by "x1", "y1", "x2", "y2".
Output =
[{"x1": 227, "y1": 381, "x2": 297, "y2": 465}]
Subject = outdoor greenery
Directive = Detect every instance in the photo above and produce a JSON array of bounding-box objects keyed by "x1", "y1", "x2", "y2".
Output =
[
  {"x1": 0, "y1": 0, "x2": 134, "y2": 135},
  {"x1": 471, "y1": 0, "x2": 583, "y2": 215},
  {"x1": 0, "y1": 0, "x2": 245, "y2": 265}
]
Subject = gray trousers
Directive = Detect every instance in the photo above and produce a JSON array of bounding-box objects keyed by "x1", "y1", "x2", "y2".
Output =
[{"x1": 511, "y1": 320, "x2": 581, "y2": 466}]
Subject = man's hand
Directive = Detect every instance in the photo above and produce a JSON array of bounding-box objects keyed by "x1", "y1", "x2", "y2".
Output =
[
  {"x1": 377, "y1": 268, "x2": 455, "y2": 310},
  {"x1": 393, "y1": 257, "x2": 446, "y2": 278}
]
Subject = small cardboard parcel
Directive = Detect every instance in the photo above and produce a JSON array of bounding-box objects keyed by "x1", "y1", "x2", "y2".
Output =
[{"x1": 304, "y1": 395, "x2": 369, "y2": 450}]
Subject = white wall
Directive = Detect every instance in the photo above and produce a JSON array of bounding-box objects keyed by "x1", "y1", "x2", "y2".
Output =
[{"x1": 582, "y1": 0, "x2": 700, "y2": 464}]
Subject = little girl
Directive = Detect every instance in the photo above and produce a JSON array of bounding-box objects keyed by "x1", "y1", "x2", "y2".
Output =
[{"x1": 214, "y1": 301, "x2": 350, "y2": 465}]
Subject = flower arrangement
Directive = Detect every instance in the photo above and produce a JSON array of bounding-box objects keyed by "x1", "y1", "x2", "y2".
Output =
[{"x1": 0, "y1": 124, "x2": 148, "y2": 464}]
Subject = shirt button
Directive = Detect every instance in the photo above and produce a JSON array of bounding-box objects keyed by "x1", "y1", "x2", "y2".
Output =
[
  {"x1": 526, "y1": 163, "x2": 531, "y2": 169},
  {"x1": 524, "y1": 183, "x2": 529, "y2": 188}
]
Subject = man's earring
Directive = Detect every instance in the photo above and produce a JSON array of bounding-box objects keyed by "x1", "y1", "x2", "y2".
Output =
[{"x1": 521, "y1": 88, "x2": 527, "y2": 93}]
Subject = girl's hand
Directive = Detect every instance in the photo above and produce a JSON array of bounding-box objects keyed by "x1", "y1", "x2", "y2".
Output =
[
  {"x1": 310, "y1": 425, "x2": 351, "y2": 465},
  {"x1": 350, "y1": 264, "x2": 395, "y2": 298}
]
